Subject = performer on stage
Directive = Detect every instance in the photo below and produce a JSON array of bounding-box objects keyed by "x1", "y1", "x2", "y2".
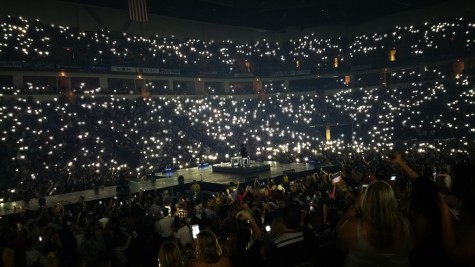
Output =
[
  {"x1": 240, "y1": 143, "x2": 248, "y2": 158},
  {"x1": 240, "y1": 143, "x2": 250, "y2": 166}
]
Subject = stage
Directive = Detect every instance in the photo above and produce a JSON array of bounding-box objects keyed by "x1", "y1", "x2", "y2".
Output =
[
  {"x1": 212, "y1": 161, "x2": 271, "y2": 174},
  {"x1": 0, "y1": 161, "x2": 316, "y2": 216}
]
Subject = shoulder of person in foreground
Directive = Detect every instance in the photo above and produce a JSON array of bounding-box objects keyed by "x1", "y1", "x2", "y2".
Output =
[
  {"x1": 218, "y1": 255, "x2": 233, "y2": 267},
  {"x1": 188, "y1": 259, "x2": 202, "y2": 267},
  {"x1": 188, "y1": 256, "x2": 232, "y2": 267},
  {"x1": 336, "y1": 203, "x2": 360, "y2": 244}
]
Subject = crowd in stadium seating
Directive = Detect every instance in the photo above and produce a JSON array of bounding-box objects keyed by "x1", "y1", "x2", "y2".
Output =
[
  {"x1": 1, "y1": 16, "x2": 475, "y2": 94},
  {"x1": 0, "y1": 14, "x2": 475, "y2": 267},
  {"x1": 1, "y1": 64, "x2": 474, "y2": 202},
  {"x1": 0, "y1": 148, "x2": 474, "y2": 267}
]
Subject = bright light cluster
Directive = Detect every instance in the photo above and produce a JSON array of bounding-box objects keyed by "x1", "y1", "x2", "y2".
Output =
[
  {"x1": 0, "y1": 16, "x2": 474, "y2": 74},
  {"x1": 1, "y1": 16, "x2": 475, "y2": 202},
  {"x1": 1, "y1": 66, "x2": 474, "y2": 201},
  {"x1": 326, "y1": 67, "x2": 475, "y2": 152}
]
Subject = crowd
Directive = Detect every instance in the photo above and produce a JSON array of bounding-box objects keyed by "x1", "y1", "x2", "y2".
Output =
[
  {"x1": 0, "y1": 16, "x2": 475, "y2": 94},
  {"x1": 1, "y1": 63, "x2": 474, "y2": 201},
  {"x1": 0, "y1": 12, "x2": 474, "y2": 267},
  {"x1": 0, "y1": 147, "x2": 474, "y2": 267}
]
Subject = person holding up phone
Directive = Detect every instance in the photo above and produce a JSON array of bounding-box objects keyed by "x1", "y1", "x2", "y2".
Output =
[
  {"x1": 389, "y1": 150, "x2": 451, "y2": 266},
  {"x1": 231, "y1": 209, "x2": 263, "y2": 267},
  {"x1": 437, "y1": 164, "x2": 475, "y2": 266}
]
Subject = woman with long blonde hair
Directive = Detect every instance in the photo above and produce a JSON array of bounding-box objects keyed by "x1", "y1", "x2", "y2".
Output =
[
  {"x1": 189, "y1": 230, "x2": 232, "y2": 267},
  {"x1": 337, "y1": 180, "x2": 413, "y2": 267},
  {"x1": 158, "y1": 241, "x2": 184, "y2": 267}
]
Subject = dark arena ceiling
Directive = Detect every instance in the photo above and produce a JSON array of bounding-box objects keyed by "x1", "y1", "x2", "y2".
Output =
[{"x1": 61, "y1": 0, "x2": 452, "y2": 31}]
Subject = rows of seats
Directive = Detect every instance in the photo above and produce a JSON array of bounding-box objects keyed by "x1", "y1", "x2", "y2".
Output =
[
  {"x1": 0, "y1": 15, "x2": 474, "y2": 202},
  {"x1": 0, "y1": 16, "x2": 474, "y2": 76},
  {"x1": 1, "y1": 67, "x2": 474, "y2": 201}
]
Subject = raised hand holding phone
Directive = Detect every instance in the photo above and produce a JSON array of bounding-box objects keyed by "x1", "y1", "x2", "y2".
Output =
[
  {"x1": 437, "y1": 192, "x2": 459, "y2": 220},
  {"x1": 388, "y1": 150, "x2": 403, "y2": 165},
  {"x1": 236, "y1": 209, "x2": 253, "y2": 220}
]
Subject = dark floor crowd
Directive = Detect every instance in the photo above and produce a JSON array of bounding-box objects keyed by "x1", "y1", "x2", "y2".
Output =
[{"x1": 1, "y1": 147, "x2": 474, "y2": 267}]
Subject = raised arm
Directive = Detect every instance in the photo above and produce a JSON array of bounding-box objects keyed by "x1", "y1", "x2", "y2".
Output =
[
  {"x1": 389, "y1": 151, "x2": 419, "y2": 183},
  {"x1": 438, "y1": 193, "x2": 475, "y2": 264},
  {"x1": 238, "y1": 209, "x2": 262, "y2": 240}
]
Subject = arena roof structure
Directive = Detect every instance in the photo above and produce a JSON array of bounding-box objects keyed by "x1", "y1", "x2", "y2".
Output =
[{"x1": 62, "y1": 0, "x2": 453, "y2": 31}]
